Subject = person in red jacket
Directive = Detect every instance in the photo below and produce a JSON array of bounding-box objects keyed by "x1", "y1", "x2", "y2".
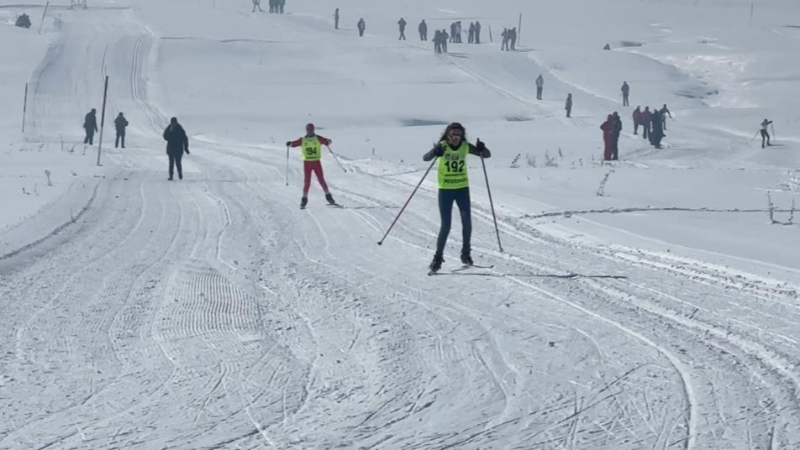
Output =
[
  {"x1": 641, "y1": 106, "x2": 652, "y2": 140},
  {"x1": 600, "y1": 114, "x2": 613, "y2": 161},
  {"x1": 286, "y1": 123, "x2": 337, "y2": 209}
]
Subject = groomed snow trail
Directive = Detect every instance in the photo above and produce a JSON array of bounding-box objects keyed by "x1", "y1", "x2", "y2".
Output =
[{"x1": 1, "y1": 4, "x2": 800, "y2": 450}]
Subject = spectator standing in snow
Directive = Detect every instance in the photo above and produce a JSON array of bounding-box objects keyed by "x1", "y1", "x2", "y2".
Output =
[
  {"x1": 252, "y1": 0, "x2": 263, "y2": 12},
  {"x1": 357, "y1": 18, "x2": 365, "y2": 37},
  {"x1": 419, "y1": 20, "x2": 427, "y2": 41},
  {"x1": 501, "y1": 29, "x2": 509, "y2": 51},
  {"x1": 600, "y1": 114, "x2": 614, "y2": 161},
  {"x1": 441, "y1": 29, "x2": 449, "y2": 52},
  {"x1": 621, "y1": 81, "x2": 630, "y2": 106},
  {"x1": 535, "y1": 74, "x2": 544, "y2": 100},
  {"x1": 565, "y1": 94, "x2": 573, "y2": 118},
  {"x1": 163, "y1": 117, "x2": 189, "y2": 181},
  {"x1": 278, "y1": 0, "x2": 285, "y2": 14},
  {"x1": 468, "y1": 22, "x2": 475, "y2": 44},
  {"x1": 114, "y1": 113, "x2": 128, "y2": 148},
  {"x1": 83, "y1": 109, "x2": 98, "y2": 145},
  {"x1": 334, "y1": 8, "x2": 339, "y2": 29},
  {"x1": 611, "y1": 112, "x2": 622, "y2": 160},
  {"x1": 660, "y1": 104, "x2": 672, "y2": 130},
  {"x1": 434, "y1": 30, "x2": 441, "y2": 53},
  {"x1": 450, "y1": 23, "x2": 456, "y2": 43},
  {"x1": 474, "y1": 21, "x2": 481, "y2": 44},
  {"x1": 268, "y1": 0, "x2": 275, "y2": 13},
  {"x1": 632, "y1": 106, "x2": 642, "y2": 135},
  {"x1": 650, "y1": 109, "x2": 664, "y2": 148},
  {"x1": 398, "y1": 17, "x2": 407, "y2": 40},
  {"x1": 286, "y1": 123, "x2": 338, "y2": 209},
  {"x1": 509, "y1": 27, "x2": 517, "y2": 50},
  {"x1": 641, "y1": 106, "x2": 652, "y2": 140},
  {"x1": 760, "y1": 119, "x2": 773, "y2": 148}
]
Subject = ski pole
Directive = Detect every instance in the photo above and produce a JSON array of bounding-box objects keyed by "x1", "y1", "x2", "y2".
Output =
[
  {"x1": 750, "y1": 130, "x2": 759, "y2": 141},
  {"x1": 771, "y1": 123, "x2": 776, "y2": 141},
  {"x1": 285, "y1": 145, "x2": 290, "y2": 186},
  {"x1": 479, "y1": 141, "x2": 503, "y2": 252},
  {"x1": 378, "y1": 158, "x2": 437, "y2": 246},
  {"x1": 326, "y1": 145, "x2": 347, "y2": 173}
]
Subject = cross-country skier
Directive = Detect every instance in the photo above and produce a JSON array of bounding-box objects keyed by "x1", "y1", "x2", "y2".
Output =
[
  {"x1": 423, "y1": 123, "x2": 491, "y2": 273},
  {"x1": 760, "y1": 119, "x2": 773, "y2": 148},
  {"x1": 163, "y1": 117, "x2": 189, "y2": 180},
  {"x1": 114, "y1": 112, "x2": 128, "y2": 148},
  {"x1": 83, "y1": 109, "x2": 98, "y2": 145},
  {"x1": 286, "y1": 123, "x2": 338, "y2": 209}
]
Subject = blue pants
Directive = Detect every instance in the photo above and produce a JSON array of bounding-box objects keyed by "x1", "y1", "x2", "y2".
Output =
[{"x1": 436, "y1": 188, "x2": 471, "y2": 257}]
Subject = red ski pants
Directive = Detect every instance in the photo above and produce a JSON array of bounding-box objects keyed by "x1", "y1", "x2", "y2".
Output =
[
  {"x1": 303, "y1": 160, "x2": 329, "y2": 196},
  {"x1": 603, "y1": 136, "x2": 613, "y2": 161}
]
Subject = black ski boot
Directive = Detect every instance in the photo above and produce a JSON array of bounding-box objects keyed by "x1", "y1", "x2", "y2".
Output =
[
  {"x1": 429, "y1": 254, "x2": 444, "y2": 273},
  {"x1": 461, "y1": 250, "x2": 473, "y2": 266},
  {"x1": 300, "y1": 197, "x2": 308, "y2": 209},
  {"x1": 325, "y1": 193, "x2": 336, "y2": 205}
]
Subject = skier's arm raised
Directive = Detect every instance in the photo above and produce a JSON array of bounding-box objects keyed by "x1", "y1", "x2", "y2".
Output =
[
  {"x1": 468, "y1": 139, "x2": 491, "y2": 158},
  {"x1": 423, "y1": 143, "x2": 444, "y2": 161}
]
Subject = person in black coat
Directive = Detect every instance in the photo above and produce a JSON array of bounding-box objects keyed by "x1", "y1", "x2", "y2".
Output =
[
  {"x1": 114, "y1": 113, "x2": 129, "y2": 148},
  {"x1": 611, "y1": 111, "x2": 622, "y2": 160},
  {"x1": 83, "y1": 109, "x2": 98, "y2": 145},
  {"x1": 650, "y1": 109, "x2": 664, "y2": 149},
  {"x1": 163, "y1": 117, "x2": 189, "y2": 180}
]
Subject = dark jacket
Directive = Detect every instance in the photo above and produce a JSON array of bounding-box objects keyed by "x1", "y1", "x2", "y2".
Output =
[
  {"x1": 84, "y1": 112, "x2": 98, "y2": 132},
  {"x1": 115, "y1": 116, "x2": 129, "y2": 132},
  {"x1": 163, "y1": 123, "x2": 189, "y2": 155},
  {"x1": 423, "y1": 141, "x2": 491, "y2": 161}
]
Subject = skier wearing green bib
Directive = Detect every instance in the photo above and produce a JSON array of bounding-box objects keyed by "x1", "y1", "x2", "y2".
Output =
[{"x1": 423, "y1": 123, "x2": 491, "y2": 273}]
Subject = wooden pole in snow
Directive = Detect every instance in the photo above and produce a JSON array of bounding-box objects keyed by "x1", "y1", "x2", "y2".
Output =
[
  {"x1": 22, "y1": 83, "x2": 28, "y2": 133},
  {"x1": 750, "y1": 3, "x2": 754, "y2": 26},
  {"x1": 97, "y1": 76, "x2": 109, "y2": 166},
  {"x1": 38, "y1": 2, "x2": 49, "y2": 34},
  {"x1": 518, "y1": 13, "x2": 522, "y2": 45}
]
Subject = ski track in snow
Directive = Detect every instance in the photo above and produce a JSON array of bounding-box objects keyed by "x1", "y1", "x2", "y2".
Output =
[{"x1": 1, "y1": 3, "x2": 799, "y2": 450}]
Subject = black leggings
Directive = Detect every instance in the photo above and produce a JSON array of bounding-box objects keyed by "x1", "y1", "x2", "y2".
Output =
[{"x1": 436, "y1": 188, "x2": 471, "y2": 257}]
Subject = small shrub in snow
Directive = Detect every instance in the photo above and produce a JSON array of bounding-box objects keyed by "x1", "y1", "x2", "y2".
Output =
[
  {"x1": 526, "y1": 154, "x2": 537, "y2": 168},
  {"x1": 510, "y1": 153, "x2": 521, "y2": 168}
]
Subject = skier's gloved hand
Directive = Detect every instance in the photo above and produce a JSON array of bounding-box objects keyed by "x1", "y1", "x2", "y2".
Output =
[
  {"x1": 433, "y1": 145, "x2": 445, "y2": 157},
  {"x1": 185, "y1": 148, "x2": 190, "y2": 155},
  {"x1": 285, "y1": 141, "x2": 292, "y2": 147},
  {"x1": 476, "y1": 139, "x2": 488, "y2": 156}
]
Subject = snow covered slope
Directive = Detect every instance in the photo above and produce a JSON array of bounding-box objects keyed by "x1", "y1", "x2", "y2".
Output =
[{"x1": 1, "y1": 0, "x2": 799, "y2": 448}]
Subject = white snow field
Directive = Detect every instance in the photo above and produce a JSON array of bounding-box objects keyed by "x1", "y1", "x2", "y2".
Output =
[{"x1": 1, "y1": 0, "x2": 799, "y2": 448}]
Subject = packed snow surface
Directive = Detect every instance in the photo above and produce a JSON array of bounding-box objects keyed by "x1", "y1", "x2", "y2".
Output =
[{"x1": 1, "y1": 0, "x2": 799, "y2": 448}]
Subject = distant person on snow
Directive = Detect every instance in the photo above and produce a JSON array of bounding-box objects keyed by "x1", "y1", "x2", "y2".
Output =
[
  {"x1": 535, "y1": 74, "x2": 544, "y2": 100},
  {"x1": 603, "y1": 43, "x2": 611, "y2": 50},
  {"x1": 509, "y1": 27, "x2": 517, "y2": 50},
  {"x1": 268, "y1": 0, "x2": 276, "y2": 13},
  {"x1": 455, "y1": 21, "x2": 462, "y2": 43},
  {"x1": 423, "y1": 122, "x2": 491, "y2": 273},
  {"x1": 501, "y1": 28, "x2": 509, "y2": 51},
  {"x1": 83, "y1": 109, "x2": 98, "y2": 145},
  {"x1": 660, "y1": 104, "x2": 672, "y2": 130},
  {"x1": 334, "y1": 8, "x2": 339, "y2": 29},
  {"x1": 611, "y1": 111, "x2": 622, "y2": 160},
  {"x1": 286, "y1": 123, "x2": 338, "y2": 209},
  {"x1": 450, "y1": 23, "x2": 457, "y2": 43},
  {"x1": 357, "y1": 18, "x2": 365, "y2": 37},
  {"x1": 419, "y1": 19, "x2": 427, "y2": 41},
  {"x1": 760, "y1": 119, "x2": 773, "y2": 148},
  {"x1": 252, "y1": 0, "x2": 263, "y2": 13},
  {"x1": 474, "y1": 21, "x2": 482, "y2": 44},
  {"x1": 398, "y1": 17, "x2": 407, "y2": 40},
  {"x1": 621, "y1": 81, "x2": 630, "y2": 107},
  {"x1": 468, "y1": 22, "x2": 475, "y2": 44},
  {"x1": 641, "y1": 106, "x2": 652, "y2": 140},
  {"x1": 632, "y1": 106, "x2": 642, "y2": 135},
  {"x1": 163, "y1": 117, "x2": 189, "y2": 180},
  {"x1": 278, "y1": 0, "x2": 285, "y2": 14},
  {"x1": 114, "y1": 113, "x2": 128, "y2": 148},
  {"x1": 15, "y1": 13, "x2": 31, "y2": 28},
  {"x1": 434, "y1": 30, "x2": 442, "y2": 53},
  {"x1": 649, "y1": 109, "x2": 664, "y2": 149},
  {"x1": 600, "y1": 114, "x2": 614, "y2": 161},
  {"x1": 441, "y1": 29, "x2": 449, "y2": 52},
  {"x1": 565, "y1": 93, "x2": 573, "y2": 118}
]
